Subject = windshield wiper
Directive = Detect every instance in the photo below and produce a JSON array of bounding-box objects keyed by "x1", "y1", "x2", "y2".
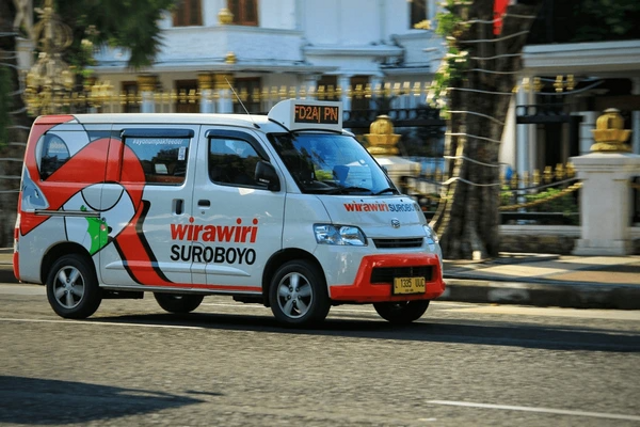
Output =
[
  {"x1": 325, "y1": 186, "x2": 373, "y2": 195},
  {"x1": 373, "y1": 187, "x2": 400, "y2": 195}
]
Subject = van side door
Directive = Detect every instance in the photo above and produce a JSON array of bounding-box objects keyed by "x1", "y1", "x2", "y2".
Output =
[
  {"x1": 99, "y1": 125, "x2": 198, "y2": 288},
  {"x1": 191, "y1": 128, "x2": 285, "y2": 293}
]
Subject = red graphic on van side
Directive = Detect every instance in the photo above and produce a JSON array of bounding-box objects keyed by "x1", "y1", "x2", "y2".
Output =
[{"x1": 19, "y1": 118, "x2": 175, "y2": 287}]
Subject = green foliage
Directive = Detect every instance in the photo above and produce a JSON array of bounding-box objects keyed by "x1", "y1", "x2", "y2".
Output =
[
  {"x1": 0, "y1": 66, "x2": 12, "y2": 148},
  {"x1": 500, "y1": 186, "x2": 514, "y2": 207},
  {"x1": 53, "y1": 0, "x2": 178, "y2": 71},
  {"x1": 525, "y1": 188, "x2": 579, "y2": 215},
  {"x1": 315, "y1": 170, "x2": 333, "y2": 181},
  {"x1": 428, "y1": 1, "x2": 470, "y2": 113},
  {"x1": 572, "y1": 0, "x2": 640, "y2": 42}
]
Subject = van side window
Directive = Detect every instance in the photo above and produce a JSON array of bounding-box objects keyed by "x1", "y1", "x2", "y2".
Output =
[
  {"x1": 209, "y1": 138, "x2": 261, "y2": 187},
  {"x1": 124, "y1": 135, "x2": 190, "y2": 185},
  {"x1": 39, "y1": 134, "x2": 70, "y2": 179}
]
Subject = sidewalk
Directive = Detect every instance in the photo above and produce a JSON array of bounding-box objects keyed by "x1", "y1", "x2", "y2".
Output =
[
  {"x1": 1, "y1": 248, "x2": 639, "y2": 309},
  {"x1": 442, "y1": 253, "x2": 640, "y2": 309}
]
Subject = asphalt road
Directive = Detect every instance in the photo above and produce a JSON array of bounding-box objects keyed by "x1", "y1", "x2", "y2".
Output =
[{"x1": 1, "y1": 283, "x2": 639, "y2": 427}]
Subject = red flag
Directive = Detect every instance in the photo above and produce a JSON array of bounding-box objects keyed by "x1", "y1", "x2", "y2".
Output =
[{"x1": 494, "y1": 0, "x2": 510, "y2": 35}]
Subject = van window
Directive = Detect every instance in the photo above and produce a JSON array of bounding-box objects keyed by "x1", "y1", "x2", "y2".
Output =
[
  {"x1": 268, "y1": 133, "x2": 395, "y2": 195},
  {"x1": 39, "y1": 134, "x2": 70, "y2": 179},
  {"x1": 208, "y1": 138, "x2": 262, "y2": 187},
  {"x1": 124, "y1": 135, "x2": 190, "y2": 185}
]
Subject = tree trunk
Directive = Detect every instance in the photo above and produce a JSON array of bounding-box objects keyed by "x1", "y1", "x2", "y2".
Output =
[
  {"x1": 432, "y1": 0, "x2": 542, "y2": 260},
  {"x1": 0, "y1": 0, "x2": 31, "y2": 247}
]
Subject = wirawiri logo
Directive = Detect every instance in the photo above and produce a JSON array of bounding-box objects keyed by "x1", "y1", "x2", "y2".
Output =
[{"x1": 171, "y1": 217, "x2": 259, "y2": 243}]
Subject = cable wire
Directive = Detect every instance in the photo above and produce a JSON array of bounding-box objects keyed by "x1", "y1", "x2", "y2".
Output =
[
  {"x1": 448, "y1": 110, "x2": 505, "y2": 126},
  {"x1": 444, "y1": 155, "x2": 502, "y2": 168},
  {"x1": 446, "y1": 132, "x2": 503, "y2": 144}
]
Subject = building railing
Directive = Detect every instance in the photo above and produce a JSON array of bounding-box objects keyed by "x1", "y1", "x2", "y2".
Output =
[
  {"x1": 401, "y1": 162, "x2": 583, "y2": 226},
  {"x1": 25, "y1": 81, "x2": 437, "y2": 115}
]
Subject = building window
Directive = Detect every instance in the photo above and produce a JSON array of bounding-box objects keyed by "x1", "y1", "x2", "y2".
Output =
[
  {"x1": 410, "y1": 0, "x2": 427, "y2": 28},
  {"x1": 175, "y1": 80, "x2": 199, "y2": 113},
  {"x1": 350, "y1": 76, "x2": 369, "y2": 111},
  {"x1": 121, "y1": 82, "x2": 140, "y2": 113},
  {"x1": 173, "y1": 0, "x2": 202, "y2": 27},
  {"x1": 228, "y1": 0, "x2": 259, "y2": 26},
  {"x1": 233, "y1": 78, "x2": 262, "y2": 113},
  {"x1": 317, "y1": 75, "x2": 338, "y2": 101}
]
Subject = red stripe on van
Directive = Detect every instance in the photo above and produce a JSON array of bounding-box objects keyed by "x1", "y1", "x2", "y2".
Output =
[{"x1": 33, "y1": 115, "x2": 75, "y2": 125}]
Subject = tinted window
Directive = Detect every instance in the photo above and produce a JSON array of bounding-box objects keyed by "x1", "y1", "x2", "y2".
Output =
[
  {"x1": 124, "y1": 136, "x2": 190, "y2": 185},
  {"x1": 268, "y1": 133, "x2": 396, "y2": 195},
  {"x1": 39, "y1": 134, "x2": 70, "y2": 179},
  {"x1": 209, "y1": 138, "x2": 262, "y2": 187}
]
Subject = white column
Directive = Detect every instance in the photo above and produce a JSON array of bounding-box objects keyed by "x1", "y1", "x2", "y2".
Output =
[
  {"x1": 214, "y1": 74, "x2": 234, "y2": 113},
  {"x1": 370, "y1": 75, "x2": 383, "y2": 110},
  {"x1": 579, "y1": 111, "x2": 598, "y2": 155},
  {"x1": 137, "y1": 75, "x2": 157, "y2": 114},
  {"x1": 198, "y1": 73, "x2": 214, "y2": 114},
  {"x1": 632, "y1": 77, "x2": 640, "y2": 154},
  {"x1": 515, "y1": 84, "x2": 528, "y2": 175},
  {"x1": 303, "y1": 74, "x2": 318, "y2": 99},
  {"x1": 572, "y1": 152, "x2": 640, "y2": 255},
  {"x1": 527, "y1": 82, "x2": 537, "y2": 172},
  {"x1": 338, "y1": 75, "x2": 352, "y2": 111},
  {"x1": 499, "y1": 94, "x2": 517, "y2": 172}
]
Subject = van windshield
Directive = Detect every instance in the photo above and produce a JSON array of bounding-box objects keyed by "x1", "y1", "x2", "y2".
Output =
[{"x1": 268, "y1": 133, "x2": 398, "y2": 195}]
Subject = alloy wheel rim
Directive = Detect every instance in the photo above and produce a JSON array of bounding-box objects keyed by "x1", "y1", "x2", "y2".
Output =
[
  {"x1": 276, "y1": 272, "x2": 313, "y2": 319},
  {"x1": 53, "y1": 266, "x2": 84, "y2": 309}
]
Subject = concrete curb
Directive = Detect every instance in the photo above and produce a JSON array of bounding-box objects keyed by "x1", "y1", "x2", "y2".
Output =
[
  {"x1": 2, "y1": 253, "x2": 638, "y2": 309},
  {"x1": 440, "y1": 278, "x2": 640, "y2": 310}
]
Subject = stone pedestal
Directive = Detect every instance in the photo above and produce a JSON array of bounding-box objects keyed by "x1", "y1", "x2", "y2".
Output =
[
  {"x1": 571, "y1": 108, "x2": 640, "y2": 255},
  {"x1": 363, "y1": 115, "x2": 420, "y2": 189},
  {"x1": 376, "y1": 156, "x2": 421, "y2": 189},
  {"x1": 572, "y1": 152, "x2": 640, "y2": 255}
]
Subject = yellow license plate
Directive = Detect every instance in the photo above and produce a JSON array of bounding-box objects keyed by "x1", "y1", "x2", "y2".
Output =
[{"x1": 393, "y1": 277, "x2": 425, "y2": 295}]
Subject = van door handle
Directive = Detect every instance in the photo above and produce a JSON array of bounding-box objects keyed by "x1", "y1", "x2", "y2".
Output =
[
  {"x1": 198, "y1": 199, "x2": 211, "y2": 208},
  {"x1": 174, "y1": 199, "x2": 184, "y2": 215}
]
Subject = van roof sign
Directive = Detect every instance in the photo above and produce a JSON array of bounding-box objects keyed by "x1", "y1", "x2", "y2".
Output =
[{"x1": 268, "y1": 99, "x2": 343, "y2": 132}]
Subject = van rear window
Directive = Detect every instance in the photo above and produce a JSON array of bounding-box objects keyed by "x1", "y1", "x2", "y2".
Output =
[
  {"x1": 39, "y1": 135, "x2": 70, "y2": 179},
  {"x1": 123, "y1": 134, "x2": 190, "y2": 185}
]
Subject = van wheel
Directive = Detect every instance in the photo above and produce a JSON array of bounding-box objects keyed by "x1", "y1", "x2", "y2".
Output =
[
  {"x1": 269, "y1": 260, "x2": 329, "y2": 327},
  {"x1": 46, "y1": 255, "x2": 102, "y2": 319},
  {"x1": 373, "y1": 300, "x2": 430, "y2": 324},
  {"x1": 154, "y1": 293, "x2": 203, "y2": 314}
]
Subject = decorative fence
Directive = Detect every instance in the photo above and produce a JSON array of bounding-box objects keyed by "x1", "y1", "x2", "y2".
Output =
[
  {"x1": 24, "y1": 81, "x2": 434, "y2": 115},
  {"x1": 401, "y1": 162, "x2": 583, "y2": 225}
]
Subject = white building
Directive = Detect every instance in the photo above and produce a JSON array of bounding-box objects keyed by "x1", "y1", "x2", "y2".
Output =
[
  {"x1": 89, "y1": 0, "x2": 444, "y2": 116},
  {"x1": 16, "y1": 0, "x2": 640, "y2": 173},
  {"x1": 500, "y1": 40, "x2": 640, "y2": 175}
]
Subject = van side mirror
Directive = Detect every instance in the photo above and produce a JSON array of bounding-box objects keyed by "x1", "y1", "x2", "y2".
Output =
[{"x1": 255, "y1": 161, "x2": 280, "y2": 191}]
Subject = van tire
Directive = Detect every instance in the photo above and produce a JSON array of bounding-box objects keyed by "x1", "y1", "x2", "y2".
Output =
[
  {"x1": 154, "y1": 293, "x2": 204, "y2": 314},
  {"x1": 269, "y1": 260, "x2": 329, "y2": 327},
  {"x1": 373, "y1": 300, "x2": 430, "y2": 324},
  {"x1": 46, "y1": 255, "x2": 102, "y2": 319}
]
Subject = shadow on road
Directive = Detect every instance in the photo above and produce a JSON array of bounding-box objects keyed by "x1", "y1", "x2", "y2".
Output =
[
  {"x1": 0, "y1": 376, "x2": 204, "y2": 425},
  {"x1": 91, "y1": 312, "x2": 640, "y2": 353}
]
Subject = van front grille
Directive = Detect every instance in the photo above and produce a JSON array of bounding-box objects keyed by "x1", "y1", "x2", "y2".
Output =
[
  {"x1": 372, "y1": 237, "x2": 424, "y2": 249},
  {"x1": 370, "y1": 266, "x2": 433, "y2": 284}
]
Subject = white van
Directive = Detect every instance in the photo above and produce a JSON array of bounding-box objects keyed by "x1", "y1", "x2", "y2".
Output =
[{"x1": 14, "y1": 99, "x2": 445, "y2": 326}]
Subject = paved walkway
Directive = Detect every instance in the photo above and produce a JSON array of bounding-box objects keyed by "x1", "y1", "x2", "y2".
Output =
[
  {"x1": 443, "y1": 253, "x2": 640, "y2": 309},
  {"x1": 2, "y1": 249, "x2": 639, "y2": 309}
]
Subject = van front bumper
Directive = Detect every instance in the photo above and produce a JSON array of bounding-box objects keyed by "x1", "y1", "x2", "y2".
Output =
[{"x1": 328, "y1": 253, "x2": 445, "y2": 303}]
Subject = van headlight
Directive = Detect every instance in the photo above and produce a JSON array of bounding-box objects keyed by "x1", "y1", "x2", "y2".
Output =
[
  {"x1": 314, "y1": 224, "x2": 367, "y2": 246},
  {"x1": 423, "y1": 224, "x2": 439, "y2": 244}
]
